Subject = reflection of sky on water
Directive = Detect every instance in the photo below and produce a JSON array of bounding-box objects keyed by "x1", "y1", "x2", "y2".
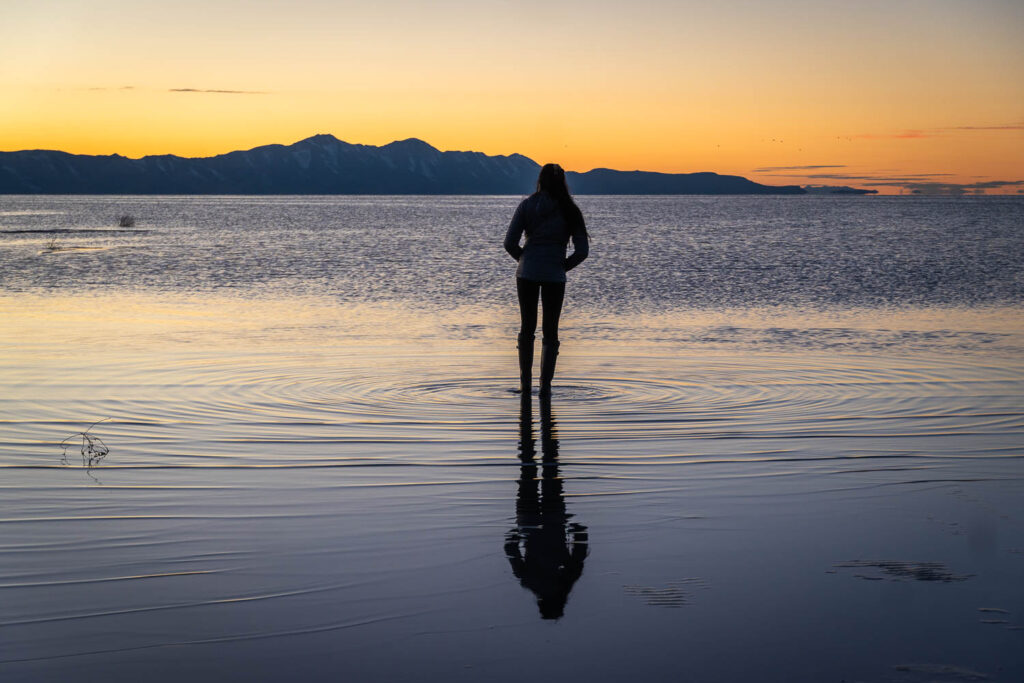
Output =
[{"x1": 2, "y1": 292, "x2": 1022, "y2": 471}]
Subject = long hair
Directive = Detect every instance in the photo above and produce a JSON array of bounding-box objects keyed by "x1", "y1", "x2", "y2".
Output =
[{"x1": 535, "y1": 163, "x2": 587, "y2": 237}]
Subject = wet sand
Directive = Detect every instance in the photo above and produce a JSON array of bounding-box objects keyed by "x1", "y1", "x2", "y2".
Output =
[{"x1": 1, "y1": 293, "x2": 1022, "y2": 681}]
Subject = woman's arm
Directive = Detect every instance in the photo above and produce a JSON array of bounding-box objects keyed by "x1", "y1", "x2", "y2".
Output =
[
  {"x1": 503, "y1": 200, "x2": 527, "y2": 260},
  {"x1": 564, "y1": 212, "x2": 589, "y2": 271}
]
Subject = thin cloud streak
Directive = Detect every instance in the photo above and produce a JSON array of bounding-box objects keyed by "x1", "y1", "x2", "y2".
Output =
[
  {"x1": 849, "y1": 121, "x2": 1023, "y2": 139},
  {"x1": 752, "y1": 164, "x2": 846, "y2": 172},
  {"x1": 855, "y1": 130, "x2": 933, "y2": 140},
  {"x1": 763, "y1": 173, "x2": 955, "y2": 181},
  {"x1": 169, "y1": 88, "x2": 267, "y2": 94},
  {"x1": 951, "y1": 124, "x2": 1024, "y2": 131},
  {"x1": 80, "y1": 86, "x2": 266, "y2": 94},
  {"x1": 863, "y1": 179, "x2": 1024, "y2": 189}
]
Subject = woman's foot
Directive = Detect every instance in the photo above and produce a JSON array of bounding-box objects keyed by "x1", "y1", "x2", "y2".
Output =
[
  {"x1": 538, "y1": 339, "x2": 559, "y2": 398},
  {"x1": 517, "y1": 332, "x2": 535, "y2": 395}
]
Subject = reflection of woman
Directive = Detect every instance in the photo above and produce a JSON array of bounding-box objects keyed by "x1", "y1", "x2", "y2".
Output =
[
  {"x1": 505, "y1": 397, "x2": 589, "y2": 620},
  {"x1": 504, "y1": 164, "x2": 589, "y2": 396}
]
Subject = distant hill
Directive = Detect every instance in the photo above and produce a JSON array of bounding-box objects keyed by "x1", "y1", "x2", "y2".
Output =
[
  {"x1": 0, "y1": 134, "x2": 806, "y2": 195},
  {"x1": 802, "y1": 184, "x2": 878, "y2": 195}
]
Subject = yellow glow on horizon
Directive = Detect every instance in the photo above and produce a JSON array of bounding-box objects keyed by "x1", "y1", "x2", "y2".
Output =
[{"x1": 2, "y1": 0, "x2": 1022, "y2": 193}]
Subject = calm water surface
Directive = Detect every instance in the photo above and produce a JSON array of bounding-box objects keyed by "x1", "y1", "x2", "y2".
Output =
[
  {"x1": 2, "y1": 194, "x2": 1023, "y2": 309},
  {"x1": 1, "y1": 196, "x2": 1022, "y2": 681}
]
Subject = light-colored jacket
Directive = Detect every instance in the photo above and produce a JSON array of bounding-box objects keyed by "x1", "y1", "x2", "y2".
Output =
[{"x1": 503, "y1": 192, "x2": 589, "y2": 283}]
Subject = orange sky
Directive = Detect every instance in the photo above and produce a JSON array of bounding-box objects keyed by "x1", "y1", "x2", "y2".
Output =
[{"x1": 2, "y1": 0, "x2": 1022, "y2": 193}]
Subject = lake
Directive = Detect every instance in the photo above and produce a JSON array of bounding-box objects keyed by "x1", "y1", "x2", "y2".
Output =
[{"x1": 1, "y1": 195, "x2": 1022, "y2": 682}]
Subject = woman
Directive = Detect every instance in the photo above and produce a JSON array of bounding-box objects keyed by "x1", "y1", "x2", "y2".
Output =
[{"x1": 504, "y1": 163, "x2": 589, "y2": 397}]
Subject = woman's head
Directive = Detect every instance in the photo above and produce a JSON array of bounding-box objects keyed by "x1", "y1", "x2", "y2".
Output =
[
  {"x1": 534, "y1": 163, "x2": 587, "y2": 237},
  {"x1": 536, "y1": 163, "x2": 571, "y2": 198}
]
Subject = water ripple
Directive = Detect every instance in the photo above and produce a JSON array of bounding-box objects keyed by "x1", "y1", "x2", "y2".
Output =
[{"x1": 1, "y1": 349, "x2": 1020, "y2": 470}]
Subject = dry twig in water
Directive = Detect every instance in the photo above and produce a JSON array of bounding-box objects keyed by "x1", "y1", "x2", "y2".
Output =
[{"x1": 60, "y1": 418, "x2": 111, "y2": 467}]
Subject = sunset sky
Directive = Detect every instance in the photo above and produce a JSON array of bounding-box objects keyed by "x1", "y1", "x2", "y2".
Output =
[{"x1": 2, "y1": 0, "x2": 1022, "y2": 193}]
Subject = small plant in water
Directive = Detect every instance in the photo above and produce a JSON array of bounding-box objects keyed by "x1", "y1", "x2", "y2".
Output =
[
  {"x1": 44, "y1": 235, "x2": 61, "y2": 251},
  {"x1": 117, "y1": 214, "x2": 136, "y2": 228},
  {"x1": 60, "y1": 418, "x2": 111, "y2": 468}
]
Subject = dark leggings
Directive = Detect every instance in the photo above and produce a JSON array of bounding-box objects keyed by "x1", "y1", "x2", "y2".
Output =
[{"x1": 517, "y1": 278, "x2": 565, "y2": 342}]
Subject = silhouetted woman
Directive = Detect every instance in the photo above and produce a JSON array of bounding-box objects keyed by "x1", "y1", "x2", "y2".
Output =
[{"x1": 504, "y1": 164, "x2": 589, "y2": 396}]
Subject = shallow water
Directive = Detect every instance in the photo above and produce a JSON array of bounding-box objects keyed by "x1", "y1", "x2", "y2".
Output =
[{"x1": 1, "y1": 196, "x2": 1023, "y2": 681}]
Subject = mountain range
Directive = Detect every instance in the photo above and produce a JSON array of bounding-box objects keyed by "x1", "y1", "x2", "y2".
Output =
[{"x1": 0, "y1": 134, "x2": 807, "y2": 195}]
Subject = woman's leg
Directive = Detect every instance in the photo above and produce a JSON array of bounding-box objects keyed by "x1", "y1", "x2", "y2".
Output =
[
  {"x1": 516, "y1": 278, "x2": 540, "y2": 338},
  {"x1": 540, "y1": 282, "x2": 565, "y2": 342},
  {"x1": 538, "y1": 282, "x2": 565, "y2": 396},
  {"x1": 516, "y1": 278, "x2": 540, "y2": 392}
]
